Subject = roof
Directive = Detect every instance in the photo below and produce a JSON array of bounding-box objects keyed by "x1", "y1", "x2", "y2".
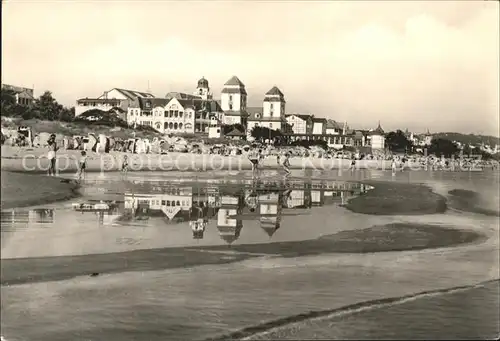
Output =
[
  {"x1": 369, "y1": 122, "x2": 385, "y2": 135},
  {"x1": 326, "y1": 119, "x2": 342, "y2": 129},
  {"x1": 221, "y1": 87, "x2": 247, "y2": 95},
  {"x1": 313, "y1": 118, "x2": 327, "y2": 124},
  {"x1": 113, "y1": 88, "x2": 154, "y2": 100},
  {"x1": 224, "y1": 76, "x2": 245, "y2": 87},
  {"x1": 226, "y1": 128, "x2": 246, "y2": 136},
  {"x1": 265, "y1": 86, "x2": 284, "y2": 97},
  {"x1": 165, "y1": 92, "x2": 202, "y2": 101},
  {"x1": 286, "y1": 114, "x2": 313, "y2": 121},
  {"x1": 246, "y1": 107, "x2": 263, "y2": 115},
  {"x1": 138, "y1": 97, "x2": 169, "y2": 109},
  {"x1": 197, "y1": 77, "x2": 209, "y2": 88},
  {"x1": 2, "y1": 84, "x2": 34, "y2": 97}
]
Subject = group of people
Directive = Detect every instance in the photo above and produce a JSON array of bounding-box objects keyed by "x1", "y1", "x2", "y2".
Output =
[
  {"x1": 248, "y1": 148, "x2": 291, "y2": 177},
  {"x1": 45, "y1": 134, "x2": 130, "y2": 181}
]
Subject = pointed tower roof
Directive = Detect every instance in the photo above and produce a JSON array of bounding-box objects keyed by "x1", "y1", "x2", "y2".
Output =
[
  {"x1": 264, "y1": 86, "x2": 285, "y2": 103},
  {"x1": 370, "y1": 121, "x2": 385, "y2": 135},
  {"x1": 224, "y1": 76, "x2": 245, "y2": 87},
  {"x1": 265, "y1": 86, "x2": 284, "y2": 97},
  {"x1": 260, "y1": 218, "x2": 280, "y2": 237}
]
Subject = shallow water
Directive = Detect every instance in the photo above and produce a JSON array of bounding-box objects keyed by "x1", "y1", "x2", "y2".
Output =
[{"x1": 1, "y1": 169, "x2": 499, "y2": 341}]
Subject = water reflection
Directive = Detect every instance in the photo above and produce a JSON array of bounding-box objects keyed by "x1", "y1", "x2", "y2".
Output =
[
  {"x1": 1, "y1": 209, "x2": 55, "y2": 226},
  {"x1": 117, "y1": 179, "x2": 370, "y2": 244},
  {"x1": 1, "y1": 179, "x2": 371, "y2": 245}
]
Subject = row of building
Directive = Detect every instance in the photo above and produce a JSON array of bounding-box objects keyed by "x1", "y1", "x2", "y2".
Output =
[{"x1": 74, "y1": 76, "x2": 387, "y2": 150}]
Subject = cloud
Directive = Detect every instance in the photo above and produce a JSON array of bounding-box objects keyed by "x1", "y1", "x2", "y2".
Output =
[{"x1": 1, "y1": 1, "x2": 498, "y2": 135}]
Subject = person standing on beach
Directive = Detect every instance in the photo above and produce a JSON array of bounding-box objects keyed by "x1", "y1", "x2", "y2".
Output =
[
  {"x1": 47, "y1": 134, "x2": 58, "y2": 176},
  {"x1": 121, "y1": 155, "x2": 129, "y2": 174},
  {"x1": 248, "y1": 148, "x2": 260, "y2": 177},
  {"x1": 77, "y1": 151, "x2": 88, "y2": 180},
  {"x1": 282, "y1": 152, "x2": 291, "y2": 177},
  {"x1": 350, "y1": 156, "x2": 357, "y2": 173},
  {"x1": 391, "y1": 158, "x2": 397, "y2": 176}
]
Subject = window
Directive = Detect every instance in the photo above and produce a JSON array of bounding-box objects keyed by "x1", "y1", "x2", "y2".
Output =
[
  {"x1": 270, "y1": 103, "x2": 274, "y2": 109},
  {"x1": 217, "y1": 129, "x2": 220, "y2": 133},
  {"x1": 199, "y1": 89, "x2": 203, "y2": 95},
  {"x1": 269, "y1": 123, "x2": 273, "y2": 128},
  {"x1": 161, "y1": 200, "x2": 166, "y2": 205},
  {"x1": 179, "y1": 112, "x2": 183, "y2": 118},
  {"x1": 174, "y1": 111, "x2": 178, "y2": 118},
  {"x1": 229, "y1": 95, "x2": 233, "y2": 101},
  {"x1": 176, "y1": 200, "x2": 181, "y2": 206},
  {"x1": 164, "y1": 122, "x2": 168, "y2": 129},
  {"x1": 174, "y1": 123, "x2": 178, "y2": 129},
  {"x1": 169, "y1": 110, "x2": 173, "y2": 117},
  {"x1": 169, "y1": 122, "x2": 174, "y2": 129},
  {"x1": 179, "y1": 123, "x2": 183, "y2": 129},
  {"x1": 156, "y1": 123, "x2": 161, "y2": 129},
  {"x1": 229, "y1": 104, "x2": 233, "y2": 110}
]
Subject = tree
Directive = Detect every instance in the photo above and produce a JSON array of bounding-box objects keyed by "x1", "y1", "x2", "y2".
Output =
[
  {"x1": 428, "y1": 138, "x2": 459, "y2": 157},
  {"x1": 250, "y1": 126, "x2": 282, "y2": 143},
  {"x1": 1, "y1": 88, "x2": 17, "y2": 109},
  {"x1": 385, "y1": 130, "x2": 413, "y2": 152},
  {"x1": 33, "y1": 91, "x2": 63, "y2": 121}
]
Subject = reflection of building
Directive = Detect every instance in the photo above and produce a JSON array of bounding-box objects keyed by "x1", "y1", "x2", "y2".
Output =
[
  {"x1": 1, "y1": 209, "x2": 55, "y2": 224},
  {"x1": 311, "y1": 181, "x2": 325, "y2": 207},
  {"x1": 258, "y1": 192, "x2": 282, "y2": 237},
  {"x1": 217, "y1": 194, "x2": 244, "y2": 244},
  {"x1": 124, "y1": 187, "x2": 193, "y2": 222}
]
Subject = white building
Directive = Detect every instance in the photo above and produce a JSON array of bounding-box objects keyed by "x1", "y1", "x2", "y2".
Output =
[
  {"x1": 286, "y1": 114, "x2": 314, "y2": 135},
  {"x1": 124, "y1": 186, "x2": 193, "y2": 220},
  {"x1": 367, "y1": 122, "x2": 386, "y2": 150},
  {"x1": 247, "y1": 86, "x2": 287, "y2": 140},
  {"x1": 312, "y1": 118, "x2": 327, "y2": 135},
  {"x1": 127, "y1": 97, "x2": 196, "y2": 134},
  {"x1": 220, "y1": 76, "x2": 248, "y2": 126},
  {"x1": 75, "y1": 88, "x2": 154, "y2": 117}
]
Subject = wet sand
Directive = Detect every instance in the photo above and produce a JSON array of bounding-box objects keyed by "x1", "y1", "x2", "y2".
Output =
[
  {"x1": 448, "y1": 189, "x2": 500, "y2": 217},
  {"x1": 1, "y1": 223, "x2": 484, "y2": 286},
  {"x1": 1, "y1": 171, "x2": 80, "y2": 209},
  {"x1": 345, "y1": 180, "x2": 448, "y2": 215}
]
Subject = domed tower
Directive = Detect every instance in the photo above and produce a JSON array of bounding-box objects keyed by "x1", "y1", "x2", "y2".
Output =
[{"x1": 194, "y1": 76, "x2": 213, "y2": 100}]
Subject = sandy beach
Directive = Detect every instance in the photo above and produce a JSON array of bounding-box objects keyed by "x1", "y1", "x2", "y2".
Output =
[{"x1": 1, "y1": 145, "x2": 394, "y2": 174}]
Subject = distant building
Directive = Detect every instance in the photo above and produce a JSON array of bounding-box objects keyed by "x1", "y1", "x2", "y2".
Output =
[
  {"x1": 193, "y1": 77, "x2": 213, "y2": 100},
  {"x1": 127, "y1": 97, "x2": 196, "y2": 134},
  {"x1": 220, "y1": 76, "x2": 248, "y2": 126},
  {"x1": 366, "y1": 122, "x2": 385, "y2": 150},
  {"x1": 75, "y1": 88, "x2": 154, "y2": 117},
  {"x1": 2, "y1": 84, "x2": 35, "y2": 106},
  {"x1": 246, "y1": 86, "x2": 287, "y2": 140},
  {"x1": 312, "y1": 118, "x2": 327, "y2": 135},
  {"x1": 286, "y1": 114, "x2": 314, "y2": 135}
]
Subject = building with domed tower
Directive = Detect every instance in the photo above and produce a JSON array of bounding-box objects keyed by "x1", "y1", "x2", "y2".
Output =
[
  {"x1": 220, "y1": 76, "x2": 248, "y2": 127},
  {"x1": 193, "y1": 77, "x2": 213, "y2": 101}
]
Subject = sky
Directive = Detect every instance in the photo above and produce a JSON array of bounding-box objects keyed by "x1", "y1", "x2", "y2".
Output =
[{"x1": 2, "y1": 0, "x2": 499, "y2": 136}]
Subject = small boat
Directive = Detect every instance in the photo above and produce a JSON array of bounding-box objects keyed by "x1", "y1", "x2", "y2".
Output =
[{"x1": 72, "y1": 202, "x2": 110, "y2": 212}]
